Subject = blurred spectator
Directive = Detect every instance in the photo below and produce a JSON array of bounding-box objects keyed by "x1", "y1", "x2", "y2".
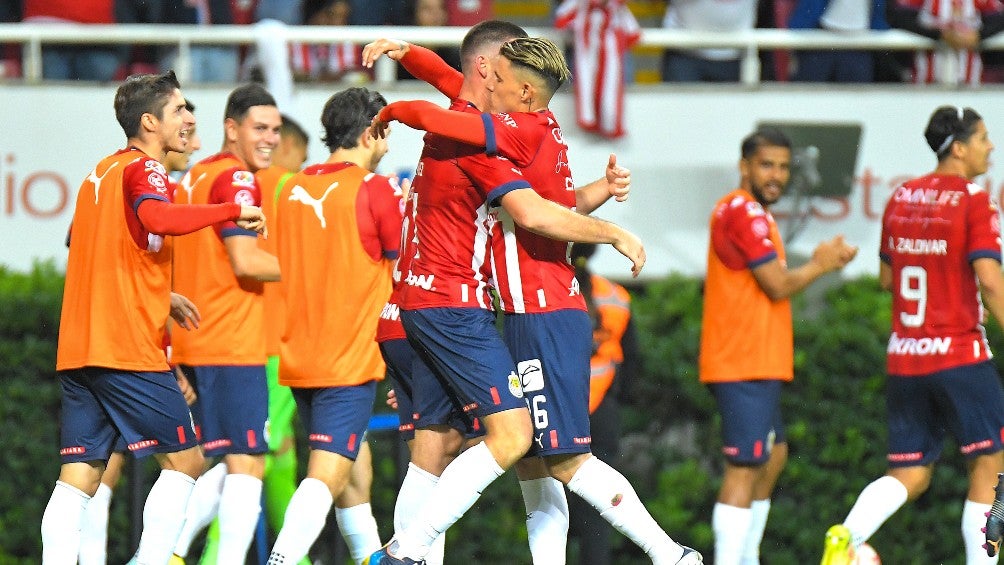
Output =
[
  {"x1": 660, "y1": 0, "x2": 758, "y2": 82},
  {"x1": 22, "y1": 0, "x2": 125, "y2": 81},
  {"x1": 788, "y1": 0, "x2": 889, "y2": 82},
  {"x1": 0, "y1": 0, "x2": 21, "y2": 78},
  {"x1": 397, "y1": 0, "x2": 462, "y2": 80},
  {"x1": 289, "y1": 0, "x2": 369, "y2": 82},
  {"x1": 257, "y1": 0, "x2": 304, "y2": 24},
  {"x1": 444, "y1": 0, "x2": 492, "y2": 25},
  {"x1": 159, "y1": 0, "x2": 241, "y2": 83},
  {"x1": 887, "y1": 0, "x2": 1004, "y2": 85},
  {"x1": 348, "y1": 0, "x2": 408, "y2": 25}
]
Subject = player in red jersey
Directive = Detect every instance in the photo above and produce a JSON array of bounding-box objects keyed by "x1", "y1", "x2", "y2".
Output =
[
  {"x1": 170, "y1": 83, "x2": 282, "y2": 563},
  {"x1": 366, "y1": 34, "x2": 699, "y2": 565},
  {"x1": 822, "y1": 107, "x2": 1004, "y2": 565},
  {"x1": 361, "y1": 22, "x2": 648, "y2": 565},
  {"x1": 42, "y1": 71, "x2": 266, "y2": 565}
]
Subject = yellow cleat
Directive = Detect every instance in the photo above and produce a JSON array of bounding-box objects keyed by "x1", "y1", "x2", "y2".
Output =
[
  {"x1": 168, "y1": 554, "x2": 186, "y2": 565},
  {"x1": 820, "y1": 524, "x2": 855, "y2": 565}
]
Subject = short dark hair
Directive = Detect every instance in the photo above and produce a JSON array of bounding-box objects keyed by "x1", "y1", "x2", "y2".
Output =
[
  {"x1": 925, "y1": 106, "x2": 983, "y2": 160},
  {"x1": 280, "y1": 113, "x2": 309, "y2": 147},
  {"x1": 459, "y1": 20, "x2": 528, "y2": 73},
  {"x1": 320, "y1": 87, "x2": 387, "y2": 152},
  {"x1": 741, "y1": 127, "x2": 792, "y2": 159},
  {"x1": 185, "y1": 99, "x2": 195, "y2": 113},
  {"x1": 224, "y1": 83, "x2": 277, "y2": 123},
  {"x1": 114, "y1": 70, "x2": 181, "y2": 138}
]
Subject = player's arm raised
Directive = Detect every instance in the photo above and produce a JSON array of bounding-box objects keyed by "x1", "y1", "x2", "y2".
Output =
[{"x1": 575, "y1": 153, "x2": 630, "y2": 214}]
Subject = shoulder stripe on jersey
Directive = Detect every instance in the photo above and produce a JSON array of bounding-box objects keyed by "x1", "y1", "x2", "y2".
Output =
[
  {"x1": 487, "y1": 180, "x2": 532, "y2": 208},
  {"x1": 747, "y1": 251, "x2": 778, "y2": 269},
  {"x1": 481, "y1": 113, "x2": 498, "y2": 156}
]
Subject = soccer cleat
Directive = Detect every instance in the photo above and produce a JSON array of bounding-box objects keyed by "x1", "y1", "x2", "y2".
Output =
[
  {"x1": 363, "y1": 541, "x2": 426, "y2": 565},
  {"x1": 820, "y1": 524, "x2": 855, "y2": 565},
  {"x1": 676, "y1": 546, "x2": 703, "y2": 563},
  {"x1": 986, "y1": 472, "x2": 1004, "y2": 557},
  {"x1": 168, "y1": 555, "x2": 186, "y2": 565}
]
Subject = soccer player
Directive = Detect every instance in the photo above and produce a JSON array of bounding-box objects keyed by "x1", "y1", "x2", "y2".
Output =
[
  {"x1": 699, "y1": 128, "x2": 856, "y2": 565},
  {"x1": 366, "y1": 34, "x2": 699, "y2": 565},
  {"x1": 822, "y1": 107, "x2": 1004, "y2": 565},
  {"x1": 265, "y1": 86, "x2": 401, "y2": 565},
  {"x1": 170, "y1": 83, "x2": 282, "y2": 563},
  {"x1": 77, "y1": 99, "x2": 203, "y2": 565},
  {"x1": 360, "y1": 22, "x2": 646, "y2": 565},
  {"x1": 42, "y1": 70, "x2": 266, "y2": 565}
]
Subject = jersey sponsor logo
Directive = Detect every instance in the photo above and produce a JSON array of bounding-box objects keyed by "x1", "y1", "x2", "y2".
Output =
[
  {"x1": 497, "y1": 112, "x2": 518, "y2": 128},
  {"x1": 144, "y1": 160, "x2": 166, "y2": 176},
  {"x1": 148, "y1": 172, "x2": 167, "y2": 192},
  {"x1": 233, "y1": 189, "x2": 255, "y2": 206},
  {"x1": 289, "y1": 182, "x2": 339, "y2": 228},
  {"x1": 231, "y1": 170, "x2": 255, "y2": 188},
  {"x1": 518, "y1": 359, "x2": 545, "y2": 393},
  {"x1": 892, "y1": 186, "x2": 963, "y2": 206},
  {"x1": 534, "y1": 432, "x2": 544, "y2": 449},
  {"x1": 380, "y1": 301, "x2": 400, "y2": 321},
  {"x1": 508, "y1": 370, "x2": 525, "y2": 399},
  {"x1": 891, "y1": 237, "x2": 948, "y2": 255},
  {"x1": 86, "y1": 161, "x2": 120, "y2": 204},
  {"x1": 887, "y1": 332, "x2": 951, "y2": 356},
  {"x1": 127, "y1": 439, "x2": 160, "y2": 451},
  {"x1": 404, "y1": 271, "x2": 435, "y2": 290},
  {"x1": 60, "y1": 446, "x2": 86, "y2": 455}
]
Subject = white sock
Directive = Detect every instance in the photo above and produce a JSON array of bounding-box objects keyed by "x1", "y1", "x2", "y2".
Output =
[
  {"x1": 41, "y1": 480, "x2": 90, "y2": 564},
  {"x1": 216, "y1": 473, "x2": 263, "y2": 563},
  {"x1": 843, "y1": 475, "x2": 908, "y2": 547},
  {"x1": 519, "y1": 477, "x2": 569, "y2": 564},
  {"x1": 395, "y1": 442, "x2": 504, "y2": 559},
  {"x1": 173, "y1": 461, "x2": 228, "y2": 557},
  {"x1": 268, "y1": 477, "x2": 334, "y2": 564},
  {"x1": 336, "y1": 503, "x2": 382, "y2": 564},
  {"x1": 740, "y1": 499, "x2": 770, "y2": 565},
  {"x1": 713, "y1": 503, "x2": 752, "y2": 565},
  {"x1": 395, "y1": 463, "x2": 446, "y2": 565},
  {"x1": 566, "y1": 456, "x2": 683, "y2": 565},
  {"x1": 963, "y1": 499, "x2": 998, "y2": 565},
  {"x1": 78, "y1": 482, "x2": 113, "y2": 565},
  {"x1": 135, "y1": 470, "x2": 197, "y2": 565}
]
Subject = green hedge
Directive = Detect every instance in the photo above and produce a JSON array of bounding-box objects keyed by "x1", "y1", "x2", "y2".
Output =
[{"x1": 1, "y1": 265, "x2": 996, "y2": 564}]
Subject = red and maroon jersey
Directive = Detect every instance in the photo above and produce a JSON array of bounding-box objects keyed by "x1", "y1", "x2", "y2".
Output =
[
  {"x1": 377, "y1": 194, "x2": 416, "y2": 343},
  {"x1": 398, "y1": 99, "x2": 531, "y2": 311},
  {"x1": 881, "y1": 173, "x2": 1002, "y2": 375},
  {"x1": 485, "y1": 110, "x2": 586, "y2": 314}
]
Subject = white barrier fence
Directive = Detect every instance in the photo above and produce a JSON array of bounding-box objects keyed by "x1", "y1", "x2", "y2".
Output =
[{"x1": 1, "y1": 24, "x2": 1003, "y2": 85}]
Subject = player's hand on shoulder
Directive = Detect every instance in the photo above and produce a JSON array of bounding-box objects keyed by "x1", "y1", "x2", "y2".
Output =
[
  {"x1": 362, "y1": 38, "x2": 410, "y2": 68},
  {"x1": 237, "y1": 205, "x2": 267, "y2": 237},
  {"x1": 605, "y1": 153, "x2": 630, "y2": 202}
]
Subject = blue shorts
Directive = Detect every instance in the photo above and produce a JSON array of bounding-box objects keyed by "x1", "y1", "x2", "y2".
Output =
[
  {"x1": 504, "y1": 310, "x2": 593, "y2": 457},
  {"x1": 183, "y1": 365, "x2": 269, "y2": 458},
  {"x1": 59, "y1": 368, "x2": 199, "y2": 463},
  {"x1": 887, "y1": 361, "x2": 1004, "y2": 467},
  {"x1": 401, "y1": 307, "x2": 527, "y2": 420},
  {"x1": 291, "y1": 381, "x2": 376, "y2": 460},
  {"x1": 708, "y1": 380, "x2": 786, "y2": 466}
]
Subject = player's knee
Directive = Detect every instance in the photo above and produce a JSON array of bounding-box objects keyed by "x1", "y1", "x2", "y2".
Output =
[{"x1": 160, "y1": 447, "x2": 205, "y2": 478}]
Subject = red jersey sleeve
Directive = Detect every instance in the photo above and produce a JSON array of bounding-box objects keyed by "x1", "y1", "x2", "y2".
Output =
[
  {"x1": 209, "y1": 167, "x2": 262, "y2": 239},
  {"x1": 967, "y1": 187, "x2": 1003, "y2": 262},
  {"x1": 713, "y1": 198, "x2": 778, "y2": 269},
  {"x1": 401, "y1": 44, "x2": 464, "y2": 98},
  {"x1": 486, "y1": 112, "x2": 548, "y2": 167},
  {"x1": 458, "y1": 153, "x2": 533, "y2": 207},
  {"x1": 362, "y1": 173, "x2": 405, "y2": 260},
  {"x1": 123, "y1": 157, "x2": 172, "y2": 211}
]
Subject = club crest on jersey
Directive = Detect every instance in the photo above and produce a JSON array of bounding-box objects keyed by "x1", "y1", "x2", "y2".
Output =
[
  {"x1": 144, "y1": 160, "x2": 167, "y2": 176},
  {"x1": 232, "y1": 170, "x2": 255, "y2": 188},
  {"x1": 517, "y1": 359, "x2": 545, "y2": 393},
  {"x1": 507, "y1": 371, "x2": 525, "y2": 399},
  {"x1": 234, "y1": 189, "x2": 255, "y2": 206},
  {"x1": 148, "y1": 172, "x2": 167, "y2": 193}
]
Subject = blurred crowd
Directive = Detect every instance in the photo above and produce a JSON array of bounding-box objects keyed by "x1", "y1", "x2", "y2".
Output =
[{"x1": 1, "y1": 0, "x2": 1003, "y2": 85}]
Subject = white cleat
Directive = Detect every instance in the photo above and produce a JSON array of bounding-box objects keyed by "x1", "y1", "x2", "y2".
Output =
[{"x1": 677, "y1": 546, "x2": 703, "y2": 564}]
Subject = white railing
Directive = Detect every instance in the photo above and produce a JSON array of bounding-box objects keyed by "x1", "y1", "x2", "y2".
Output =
[{"x1": 1, "y1": 23, "x2": 1001, "y2": 86}]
